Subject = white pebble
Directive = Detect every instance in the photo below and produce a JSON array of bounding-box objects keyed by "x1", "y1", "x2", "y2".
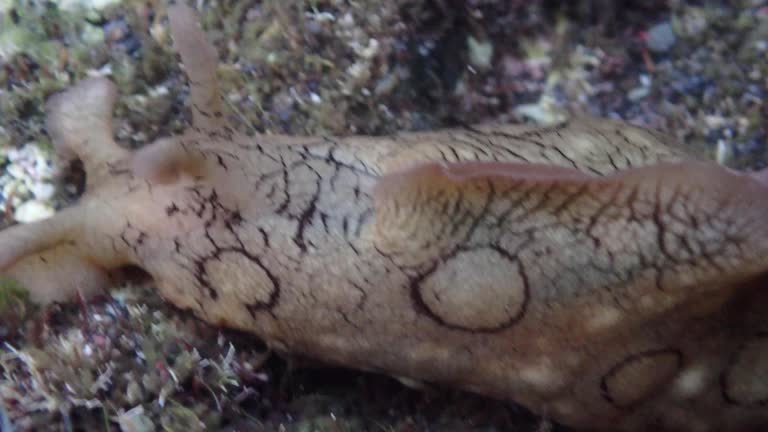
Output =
[
  {"x1": 347, "y1": 61, "x2": 370, "y2": 81},
  {"x1": 118, "y1": 405, "x2": 155, "y2": 432},
  {"x1": 14, "y1": 200, "x2": 55, "y2": 223},
  {"x1": 339, "y1": 12, "x2": 354, "y2": 27},
  {"x1": 628, "y1": 86, "x2": 650, "y2": 101},
  {"x1": 31, "y1": 182, "x2": 55, "y2": 200},
  {"x1": 716, "y1": 139, "x2": 733, "y2": 165},
  {"x1": 358, "y1": 39, "x2": 379, "y2": 59},
  {"x1": 6, "y1": 164, "x2": 25, "y2": 179},
  {"x1": 468, "y1": 36, "x2": 494, "y2": 70}
]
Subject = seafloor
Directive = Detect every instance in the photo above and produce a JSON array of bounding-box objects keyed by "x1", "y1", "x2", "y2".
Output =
[{"x1": 0, "y1": 0, "x2": 766, "y2": 430}]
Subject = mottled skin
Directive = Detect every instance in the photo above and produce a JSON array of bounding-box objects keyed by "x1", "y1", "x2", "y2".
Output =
[{"x1": 2, "y1": 4, "x2": 768, "y2": 431}]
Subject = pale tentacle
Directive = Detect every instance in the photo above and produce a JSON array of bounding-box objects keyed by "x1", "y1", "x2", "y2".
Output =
[
  {"x1": 45, "y1": 77, "x2": 129, "y2": 188},
  {"x1": 5, "y1": 244, "x2": 110, "y2": 304},
  {"x1": 129, "y1": 3, "x2": 229, "y2": 183},
  {"x1": 0, "y1": 204, "x2": 114, "y2": 304},
  {"x1": 168, "y1": 3, "x2": 226, "y2": 130},
  {"x1": 0, "y1": 206, "x2": 83, "y2": 270}
]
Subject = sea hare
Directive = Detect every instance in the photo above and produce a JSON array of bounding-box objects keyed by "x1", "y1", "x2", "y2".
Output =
[{"x1": 2, "y1": 4, "x2": 768, "y2": 431}]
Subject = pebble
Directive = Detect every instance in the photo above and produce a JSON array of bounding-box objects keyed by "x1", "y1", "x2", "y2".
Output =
[
  {"x1": 374, "y1": 72, "x2": 399, "y2": 96},
  {"x1": 628, "y1": 86, "x2": 650, "y2": 101},
  {"x1": 13, "y1": 199, "x2": 55, "y2": 223},
  {"x1": 705, "y1": 115, "x2": 728, "y2": 129},
  {"x1": 57, "y1": 0, "x2": 121, "y2": 13},
  {"x1": 118, "y1": 406, "x2": 156, "y2": 432},
  {"x1": 5, "y1": 165, "x2": 25, "y2": 182},
  {"x1": 31, "y1": 182, "x2": 55, "y2": 200},
  {"x1": 513, "y1": 100, "x2": 567, "y2": 126},
  {"x1": 1, "y1": 142, "x2": 58, "y2": 222},
  {"x1": 716, "y1": 139, "x2": 734, "y2": 165},
  {"x1": 346, "y1": 61, "x2": 371, "y2": 84},
  {"x1": 126, "y1": 381, "x2": 143, "y2": 405},
  {"x1": 646, "y1": 21, "x2": 677, "y2": 53},
  {"x1": 468, "y1": 36, "x2": 494, "y2": 70}
]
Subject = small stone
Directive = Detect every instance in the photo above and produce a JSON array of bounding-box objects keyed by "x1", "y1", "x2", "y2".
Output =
[
  {"x1": 673, "y1": 6, "x2": 708, "y2": 38},
  {"x1": 628, "y1": 86, "x2": 650, "y2": 101},
  {"x1": 272, "y1": 90, "x2": 295, "y2": 122},
  {"x1": 374, "y1": 72, "x2": 399, "y2": 96},
  {"x1": 356, "y1": 39, "x2": 379, "y2": 59},
  {"x1": 160, "y1": 405, "x2": 205, "y2": 432},
  {"x1": 513, "y1": 100, "x2": 566, "y2": 126},
  {"x1": 346, "y1": 61, "x2": 371, "y2": 83},
  {"x1": 716, "y1": 139, "x2": 734, "y2": 165},
  {"x1": 704, "y1": 115, "x2": 727, "y2": 129},
  {"x1": 468, "y1": 36, "x2": 494, "y2": 70},
  {"x1": 81, "y1": 23, "x2": 105, "y2": 45},
  {"x1": 30, "y1": 182, "x2": 55, "y2": 201},
  {"x1": 6, "y1": 164, "x2": 25, "y2": 180},
  {"x1": 14, "y1": 200, "x2": 55, "y2": 223},
  {"x1": 339, "y1": 12, "x2": 354, "y2": 27},
  {"x1": 126, "y1": 381, "x2": 143, "y2": 405},
  {"x1": 118, "y1": 406, "x2": 155, "y2": 432},
  {"x1": 646, "y1": 22, "x2": 677, "y2": 53},
  {"x1": 57, "y1": 0, "x2": 122, "y2": 13}
]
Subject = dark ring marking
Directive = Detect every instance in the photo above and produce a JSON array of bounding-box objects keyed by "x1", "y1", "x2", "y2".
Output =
[
  {"x1": 600, "y1": 348, "x2": 683, "y2": 409},
  {"x1": 721, "y1": 332, "x2": 768, "y2": 406},
  {"x1": 194, "y1": 246, "x2": 280, "y2": 315},
  {"x1": 409, "y1": 245, "x2": 529, "y2": 333}
]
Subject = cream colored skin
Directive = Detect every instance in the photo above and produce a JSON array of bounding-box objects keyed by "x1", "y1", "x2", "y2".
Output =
[{"x1": 3, "y1": 4, "x2": 768, "y2": 431}]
